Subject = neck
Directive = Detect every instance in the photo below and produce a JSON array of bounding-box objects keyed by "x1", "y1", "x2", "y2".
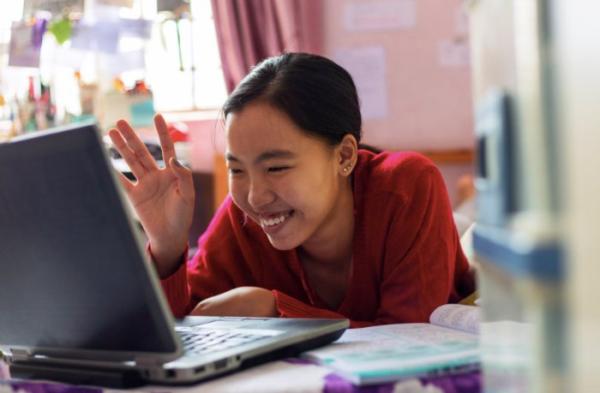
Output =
[{"x1": 299, "y1": 179, "x2": 354, "y2": 267}]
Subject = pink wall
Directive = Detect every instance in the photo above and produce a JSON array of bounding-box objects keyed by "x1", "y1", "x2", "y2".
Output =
[
  {"x1": 322, "y1": 0, "x2": 475, "y2": 205},
  {"x1": 322, "y1": 0, "x2": 474, "y2": 151},
  {"x1": 184, "y1": 1, "x2": 476, "y2": 207}
]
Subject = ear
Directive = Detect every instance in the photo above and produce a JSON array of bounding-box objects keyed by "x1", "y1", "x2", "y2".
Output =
[{"x1": 336, "y1": 134, "x2": 358, "y2": 177}]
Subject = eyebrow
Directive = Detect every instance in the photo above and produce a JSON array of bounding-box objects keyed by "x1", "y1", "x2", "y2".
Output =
[{"x1": 226, "y1": 150, "x2": 296, "y2": 164}]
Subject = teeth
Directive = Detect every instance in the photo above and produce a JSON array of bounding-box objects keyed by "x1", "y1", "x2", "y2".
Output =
[{"x1": 261, "y1": 213, "x2": 289, "y2": 227}]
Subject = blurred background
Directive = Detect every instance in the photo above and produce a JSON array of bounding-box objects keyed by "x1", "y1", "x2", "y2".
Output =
[
  {"x1": 0, "y1": 0, "x2": 476, "y2": 228},
  {"x1": 0, "y1": 0, "x2": 598, "y2": 391}
]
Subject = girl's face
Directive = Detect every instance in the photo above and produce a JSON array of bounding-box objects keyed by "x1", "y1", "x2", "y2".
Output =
[{"x1": 225, "y1": 102, "x2": 348, "y2": 251}]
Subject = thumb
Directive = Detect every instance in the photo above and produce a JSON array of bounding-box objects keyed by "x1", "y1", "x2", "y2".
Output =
[{"x1": 169, "y1": 157, "x2": 195, "y2": 200}]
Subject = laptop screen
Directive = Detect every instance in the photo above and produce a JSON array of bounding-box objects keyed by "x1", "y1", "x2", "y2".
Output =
[{"x1": 0, "y1": 124, "x2": 179, "y2": 359}]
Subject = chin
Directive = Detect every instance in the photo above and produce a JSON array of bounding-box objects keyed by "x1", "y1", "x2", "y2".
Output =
[{"x1": 265, "y1": 235, "x2": 302, "y2": 251}]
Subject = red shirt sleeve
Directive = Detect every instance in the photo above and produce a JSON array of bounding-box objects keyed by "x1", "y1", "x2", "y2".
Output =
[
  {"x1": 272, "y1": 290, "x2": 371, "y2": 327},
  {"x1": 158, "y1": 198, "x2": 261, "y2": 317},
  {"x1": 368, "y1": 164, "x2": 475, "y2": 324},
  {"x1": 146, "y1": 244, "x2": 191, "y2": 318},
  {"x1": 159, "y1": 258, "x2": 191, "y2": 318}
]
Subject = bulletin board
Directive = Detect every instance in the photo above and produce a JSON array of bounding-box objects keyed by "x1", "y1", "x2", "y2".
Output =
[{"x1": 323, "y1": 0, "x2": 473, "y2": 152}]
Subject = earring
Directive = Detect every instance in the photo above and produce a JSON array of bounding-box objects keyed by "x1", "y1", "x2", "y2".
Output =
[{"x1": 343, "y1": 166, "x2": 352, "y2": 173}]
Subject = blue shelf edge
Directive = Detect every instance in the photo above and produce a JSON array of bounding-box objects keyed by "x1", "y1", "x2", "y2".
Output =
[{"x1": 473, "y1": 227, "x2": 564, "y2": 281}]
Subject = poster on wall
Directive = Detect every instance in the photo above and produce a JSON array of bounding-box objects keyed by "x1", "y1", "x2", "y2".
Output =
[
  {"x1": 454, "y1": 5, "x2": 469, "y2": 36},
  {"x1": 8, "y1": 22, "x2": 41, "y2": 68},
  {"x1": 344, "y1": 0, "x2": 416, "y2": 32},
  {"x1": 23, "y1": 0, "x2": 84, "y2": 16},
  {"x1": 333, "y1": 46, "x2": 388, "y2": 120},
  {"x1": 97, "y1": 0, "x2": 134, "y2": 6}
]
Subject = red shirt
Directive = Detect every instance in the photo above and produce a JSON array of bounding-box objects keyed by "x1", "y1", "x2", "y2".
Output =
[{"x1": 160, "y1": 150, "x2": 475, "y2": 328}]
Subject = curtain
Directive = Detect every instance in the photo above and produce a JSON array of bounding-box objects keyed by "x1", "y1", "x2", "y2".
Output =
[{"x1": 211, "y1": 0, "x2": 323, "y2": 93}]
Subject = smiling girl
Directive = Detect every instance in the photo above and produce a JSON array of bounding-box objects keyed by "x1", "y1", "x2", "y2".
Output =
[{"x1": 109, "y1": 53, "x2": 475, "y2": 328}]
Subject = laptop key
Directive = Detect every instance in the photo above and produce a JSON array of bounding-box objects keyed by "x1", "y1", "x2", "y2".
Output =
[{"x1": 176, "y1": 329, "x2": 272, "y2": 355}]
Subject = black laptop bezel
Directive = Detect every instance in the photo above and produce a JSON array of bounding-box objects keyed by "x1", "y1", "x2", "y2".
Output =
[{"x1": 0, "y1": 123, "x2": 183, "y2": 366}]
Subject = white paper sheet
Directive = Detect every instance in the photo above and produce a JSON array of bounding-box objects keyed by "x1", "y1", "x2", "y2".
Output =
[
  {"x1": 324, "y1": 324, "x2": 476, "y2": 349},
  {"x1": 344, "y1": 0, "x2": 417, "y2": 32},
  {"x1": 97, "y1": 0, "x2": 134, "y2": 6},
  {"x1": 124, "y1": 360, "x2": 329, "y2": 393},
  {"x1": 102, "y1": 50, "x2": 146, "y2": 74},
  {"x1": 333, "y1": 46, "x2": 388, "y2": 120},
  {"x1": 71, "y1": 22, "x2": 119, "y2": 53},
  {"x1": 50, "y1": 45, "x2": 89, "y2": 69},
  {"x1": 429, "y1": 304, "x2": 480, "y2": 334},
  {"x1": 70, "y1": 19, "x2": 151, "y2": 54}
]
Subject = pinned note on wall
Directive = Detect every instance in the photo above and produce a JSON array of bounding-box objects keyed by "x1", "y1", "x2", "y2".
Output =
[
  {"x1": 454, "y1": 5, "x2": 469, "y2": 36},
  {"x1": 333, "y1": 46, "x2": 388, "y2": 120},
  {"x1": 70, "y1": 18, "x2": 152, "y2": 54},
  {"x1": 8, "y1": 22, "x2": 42, "y2": 68},
  {"x1": 438, "y1": 39, "x2": 470, "y2": 68},
  {"x1": 71, "y1": 22, "x2": 119, "y2": 53},
  {"x1": 343, "y1": 0, "x2": 416, "y2": 32},
  {"x1": 97, "y1": 0, "x2": 134, "y2": 6},
  {"x1": 324, "y1": 0, "x2": 474, "y2": 151}
]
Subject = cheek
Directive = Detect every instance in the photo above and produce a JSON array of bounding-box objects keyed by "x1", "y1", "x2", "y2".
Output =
[
  {"x1": 229, "y1": 179, "x2": 249, "y2": 210},
  {"x1": 289, "y1": 172, "x2": 336, "y2": 216}
]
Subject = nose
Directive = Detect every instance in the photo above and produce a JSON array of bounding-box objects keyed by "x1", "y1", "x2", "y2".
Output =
[{"x1": 247, "y1": 175, "x2": 275, "y2": 210}]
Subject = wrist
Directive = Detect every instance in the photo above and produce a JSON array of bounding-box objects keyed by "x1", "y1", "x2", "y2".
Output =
[
  {"x1": 253, "y1": 288, "x2": 277, "y2": 317},
  {"x1": 148, "y1": 242, "x2": 187, "y2": 278}
]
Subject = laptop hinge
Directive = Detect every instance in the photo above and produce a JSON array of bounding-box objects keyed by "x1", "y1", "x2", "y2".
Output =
[
  {"x1": 134, "y1": 356, "x2": 163, "y2": 368},
  {"x1": 10, "y1": 348, "x2": 33, "y2": 362}
]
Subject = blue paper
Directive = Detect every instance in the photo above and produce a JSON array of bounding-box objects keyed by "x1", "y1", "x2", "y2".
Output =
[{"x1": 130, "y1": 98, "x2": 155, "y2": 127}]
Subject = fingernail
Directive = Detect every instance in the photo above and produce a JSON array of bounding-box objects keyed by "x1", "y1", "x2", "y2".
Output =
[{"x1": 173, "y1": 159, "x2": 183, "y2": 167}]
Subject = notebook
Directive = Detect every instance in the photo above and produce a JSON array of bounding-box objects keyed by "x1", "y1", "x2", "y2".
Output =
[
  {"x1": 303, "y1": 304, "x2": 480, "y2": 385},
  {"x1": 0, "y1": 123, "x2": 348, "y2": 387}
]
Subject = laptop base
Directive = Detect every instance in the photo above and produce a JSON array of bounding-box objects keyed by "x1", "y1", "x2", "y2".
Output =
[{"x1": 9, "y1": 362, "x2": 145, "y2": 388}]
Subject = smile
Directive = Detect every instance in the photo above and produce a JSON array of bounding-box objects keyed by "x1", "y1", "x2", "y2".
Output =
[{"x1": 259, "y1": 210, "x2": 294, "y2": 229}]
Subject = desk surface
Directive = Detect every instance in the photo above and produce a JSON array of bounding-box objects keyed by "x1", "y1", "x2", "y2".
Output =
[{"x1": 1, "y1": 359, "x2": 480, "y2": 393}]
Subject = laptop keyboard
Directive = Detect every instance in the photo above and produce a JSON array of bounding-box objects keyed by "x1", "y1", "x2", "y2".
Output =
[{"x1": 176, "y1": 328, "x2": 271, "y2": 355}]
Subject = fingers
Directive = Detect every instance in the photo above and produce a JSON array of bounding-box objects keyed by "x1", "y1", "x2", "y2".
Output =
[
  {"x1": 154, "y1": 114, "x2": 176, "y2": 164},
  {"x1": 116, "y1": 119, "x2": 159, "y2": 172},
  {"x1": 108, "y1": 129, "x2": 148, "y2": 180},
  {"x1": 115, "y1": 170, "x2": 134, "y2": 193},
  {"x1": 169, "y1": 157, "x2": 195, "y2": 201}
]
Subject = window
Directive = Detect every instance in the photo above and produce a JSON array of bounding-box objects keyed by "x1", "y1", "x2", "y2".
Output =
[
  {"x1": 0, "y1": 0, "x2": 226, "y2": 122},
  {"x1": 0, "y1": 0, "x2": 25, "y2": 120},
  {"x1": 146, "y1": 0, "x2": 228, "y2": 112}
]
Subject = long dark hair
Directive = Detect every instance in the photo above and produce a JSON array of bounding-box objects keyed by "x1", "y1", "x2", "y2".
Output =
[{"x1": 222, "y1": 52, "x2": 362, "y2": 146}]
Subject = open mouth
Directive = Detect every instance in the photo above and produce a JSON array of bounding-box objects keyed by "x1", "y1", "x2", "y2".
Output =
[{"x1": 259, "y1": 210, "x2": 295, "y2": 232}]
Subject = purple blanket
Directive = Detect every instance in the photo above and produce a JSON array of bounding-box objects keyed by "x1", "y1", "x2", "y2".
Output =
[
  {"x1": 1, "y1": 361, "x2": 480, "y2": 393},
  {"x1": 323, "y1": 370, "x2": 481, "y2": 393}
]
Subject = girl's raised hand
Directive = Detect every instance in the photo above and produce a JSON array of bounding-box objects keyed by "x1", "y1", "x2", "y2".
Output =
[{"x1": 108, "y1": 114, "x2": 195, "y2": 277}]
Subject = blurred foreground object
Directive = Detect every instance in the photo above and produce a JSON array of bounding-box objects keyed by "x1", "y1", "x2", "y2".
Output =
[{"x1": 469, "y1": 1, "x2": 565, "y2": 392}]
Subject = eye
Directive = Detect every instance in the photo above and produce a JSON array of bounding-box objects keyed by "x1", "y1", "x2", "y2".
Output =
[
  {"x1": 228, "y1": 168, "x2": 243, "y2": 175},
  {"x1": 267, "y1": 166, "x2": 290, "y2": 173}
]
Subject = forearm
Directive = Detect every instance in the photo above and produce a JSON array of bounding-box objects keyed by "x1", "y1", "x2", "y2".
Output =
[{"x1": 191, "y1": 287, "x2": 277, "y2": 317}]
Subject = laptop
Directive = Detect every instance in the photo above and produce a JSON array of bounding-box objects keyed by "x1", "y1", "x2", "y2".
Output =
[{"x1": 0, "y1": 123, "x2": 348, "y2": 387}]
